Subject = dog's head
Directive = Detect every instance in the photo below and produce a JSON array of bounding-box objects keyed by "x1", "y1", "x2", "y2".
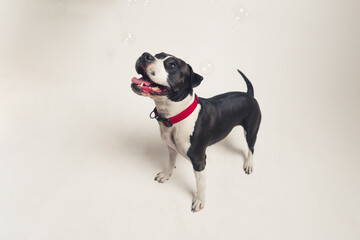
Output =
[{"x1": 131, "y1": 52, "x2": 203, "y2": 101}]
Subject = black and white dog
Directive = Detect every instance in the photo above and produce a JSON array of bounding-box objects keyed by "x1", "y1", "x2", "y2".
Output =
[{"x1": 131, "y1": 52, "x2": 261, "y2": 212}]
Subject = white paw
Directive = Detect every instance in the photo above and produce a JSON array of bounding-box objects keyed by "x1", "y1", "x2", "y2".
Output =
[
  {"x1": 154, "y1": 171, "x2": 171, "y2": 183},
  {"x1": 191, "y1": 195, "x2": 205, "y2": 212},
  {"x1": 243, "y1": 158, "x2": 254, "y2": 175}
]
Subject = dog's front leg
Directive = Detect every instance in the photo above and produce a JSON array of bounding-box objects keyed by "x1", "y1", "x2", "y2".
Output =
[
  {"x1": 192, "y1": 170, "x2": 206, "y2": 212},
  {"x1": 154, "y1": 146, "x2": 177, "y2": 183}
]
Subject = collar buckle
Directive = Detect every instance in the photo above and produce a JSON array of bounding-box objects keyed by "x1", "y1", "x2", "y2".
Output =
[
  {"x1": 157, "y1": 117, "x2": 173, "y2": 127},
  {"x1": 149, "y1": 109, "x2": 173, "y2": 127}
]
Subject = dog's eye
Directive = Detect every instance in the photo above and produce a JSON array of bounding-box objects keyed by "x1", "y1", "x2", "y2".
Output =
[{"x1": 169, "y1": 62, "x2": 177, "y2": 68}]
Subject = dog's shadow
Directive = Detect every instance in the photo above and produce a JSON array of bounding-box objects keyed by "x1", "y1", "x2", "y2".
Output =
[
  {"x1": 218, "y1": 137, "x2": 247, "y2": 163},
  {"x1": 122, "y1": 132, "x2": 194, "y2": 197},
  {"x1": 219, "y1": 130, "x2": 246, "y2": 163},
  {"x1": 121, "y1": 132, "x2": 166, "y2": 167}
]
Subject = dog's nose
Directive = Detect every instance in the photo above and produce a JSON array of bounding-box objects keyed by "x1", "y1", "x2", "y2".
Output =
[{"x1": 143, "y1": 52, "x2": 154, "y2": 62}]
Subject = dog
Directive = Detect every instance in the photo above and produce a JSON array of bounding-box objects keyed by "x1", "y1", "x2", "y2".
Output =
[{"x1": 131, "y1": 52, "x2": 261, "y2": 212}]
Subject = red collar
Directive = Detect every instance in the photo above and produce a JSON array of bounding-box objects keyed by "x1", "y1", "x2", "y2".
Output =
[{"x1": 150, "y1": 95, "x2": 200, "y2": 127}]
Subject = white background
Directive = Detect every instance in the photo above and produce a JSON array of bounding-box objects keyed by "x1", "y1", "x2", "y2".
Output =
[{"x1": 1, "y1": 0, "x2": 360, "y2": 239}]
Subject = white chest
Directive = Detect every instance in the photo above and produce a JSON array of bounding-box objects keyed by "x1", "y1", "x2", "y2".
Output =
[{"x1": 158, "y1": 104, "x2": 201, "y2": 159}]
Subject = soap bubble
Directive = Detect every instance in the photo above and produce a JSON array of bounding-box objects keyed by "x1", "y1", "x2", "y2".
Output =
[
  {"x1": 121, "y1": 32, "x2": 135, "y2": 45},
  {"x1": 231, "y1": 4, "x2": 249, "y2": 23},
  {"x1": 143, "y1": 0, "x2": 151, "y2": 7},
  {"x1": 128, "y1": 0, "x2": 151, "y2": 7},
  {"x1": 199, "y1": 60, "x2": 214, "y2": 75}
]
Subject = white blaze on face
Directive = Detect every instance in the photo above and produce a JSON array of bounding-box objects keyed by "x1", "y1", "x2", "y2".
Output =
[{"x1": 146, "y1": 56, "x2": 171, "y2": 87}]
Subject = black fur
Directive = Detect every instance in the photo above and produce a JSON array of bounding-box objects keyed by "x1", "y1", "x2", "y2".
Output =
[
  {"x1": 134, "y1": 52, "x2": 261, "y2": 173},
  {"x1": 188, "y1": 72, "x2": 261, "y2": 171},
  {"x1": 237, "y1": 69, "x2": 254, "y2": 97}
]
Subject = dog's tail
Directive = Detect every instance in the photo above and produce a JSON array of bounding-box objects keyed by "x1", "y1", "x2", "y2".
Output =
[{"x1": 237, "y1": 69, "x2": 254, "y2": 97}]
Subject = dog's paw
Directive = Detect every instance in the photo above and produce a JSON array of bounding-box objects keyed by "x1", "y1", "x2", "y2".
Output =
[
  {"x1": 154, "y1": 171, "x2": 171, "y2": 183},
  {"x1": 243, "y1": 158, "x2": 254, "y2": 175},
  {"x1": 191, "y1": 195, "x2": 205, "y2": 212}
]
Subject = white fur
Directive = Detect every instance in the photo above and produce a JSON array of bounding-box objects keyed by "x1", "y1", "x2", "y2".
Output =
[
  {"x1": 192, "y1": 170, "x2": 206, "y2": 212},
  {"x1": 155, "y1": 147, "x2": 177, "y2": 183},
  {"x1": 146, "y1": 56, "x2": 171, "y2": 87},
  {"x1": 243, "y1": 149, "x2": 254, "y2": 174},
  {"x1": 154, "y1": 94, "x2": 201, "y2": 159},
  {"x1": 148, "y1": 56, "x2": 205, "y2": 212},
  {"x1": 152, "y1": 94, "x2": 205, "y2": 212}
]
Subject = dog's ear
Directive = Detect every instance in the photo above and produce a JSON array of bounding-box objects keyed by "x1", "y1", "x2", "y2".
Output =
[{"x1": 188, "y1": 64, "x2": 203, "y2": 88}]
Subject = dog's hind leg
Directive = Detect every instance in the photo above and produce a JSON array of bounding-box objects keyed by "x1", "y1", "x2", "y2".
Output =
[
  {"x1": 155, "y1": 146, "x2": 177, "y2": 183},
  {"x1": 243, "y1": 120, "x2": 260, "y2": 175},
  {"x1": 243, "y1": 149, "x2": 254, "y2": 175}
]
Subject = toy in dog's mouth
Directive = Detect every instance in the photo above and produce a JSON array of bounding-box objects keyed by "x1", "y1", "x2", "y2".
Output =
[{"x1": 131, "y1": 75, "x2": 168, "y2": 96}]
